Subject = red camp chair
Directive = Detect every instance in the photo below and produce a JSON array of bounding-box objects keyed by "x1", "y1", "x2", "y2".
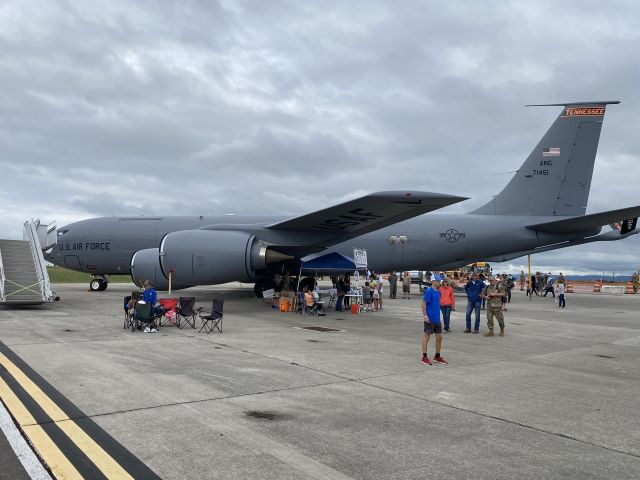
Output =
[{"x1": 159, "y1": 298, "x2": 179, "y2": 326}]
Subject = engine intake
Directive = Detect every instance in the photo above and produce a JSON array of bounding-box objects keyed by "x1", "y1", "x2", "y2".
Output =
[
  {"x1": 130, "y1": 248, "x2": 192, "y2": 291},
  {"x1": 160, "y1": 230, "x2": 288, "y2": 286}
]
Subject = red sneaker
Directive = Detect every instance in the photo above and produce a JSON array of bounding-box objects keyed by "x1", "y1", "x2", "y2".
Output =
[
  {"x1": 421, "y1": 356, "x2": 432, "y2": 365},
  {"x1": 433, "y1": 356, "x2": 448, "y2": 365}
]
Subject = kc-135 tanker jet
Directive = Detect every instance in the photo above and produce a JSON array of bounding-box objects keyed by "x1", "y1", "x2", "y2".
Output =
[{"x1": 44, "y1": 101, "x2": 639, "y2": 293}]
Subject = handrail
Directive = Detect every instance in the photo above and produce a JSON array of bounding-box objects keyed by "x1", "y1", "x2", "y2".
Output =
[
  {"x1": 23, "y1": 219, "x2": 53, "y2": 302},
  {"x1": 0, "y1": 248, "x2": 5, "y2": 303}
]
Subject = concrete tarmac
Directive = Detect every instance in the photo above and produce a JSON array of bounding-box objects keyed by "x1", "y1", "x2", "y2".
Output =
[{"x1": 1, "y1": 283, "x2": 639, "y2": 479}]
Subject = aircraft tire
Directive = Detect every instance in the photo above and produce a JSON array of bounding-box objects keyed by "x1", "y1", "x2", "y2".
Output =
[
  {"x1": 89, "y1": 278, "x2": 108, "y2": 292},
  {"x1": 253, "y1": 279, "x2": 277, "y2": 298}
]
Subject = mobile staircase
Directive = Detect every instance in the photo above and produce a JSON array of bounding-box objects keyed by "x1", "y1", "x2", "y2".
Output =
[{"x1": 0, "y1": 220, "x2": 56, "y2": 305}]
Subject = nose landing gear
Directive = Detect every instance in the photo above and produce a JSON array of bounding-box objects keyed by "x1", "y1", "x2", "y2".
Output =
[{"x1": 89, "y1": 276, "x2": 108, "y2": 291}]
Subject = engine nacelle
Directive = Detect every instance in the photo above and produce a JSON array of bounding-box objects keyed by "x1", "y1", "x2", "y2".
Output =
[
  {"x1": 160, "y1": 230, "x2": 258, "y2": 286},
  {"x1": 130, "y1": 248, "x2": 192, "y2": 291}
]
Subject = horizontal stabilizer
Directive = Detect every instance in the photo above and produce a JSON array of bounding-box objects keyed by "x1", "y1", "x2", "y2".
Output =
[
  {"x1": 268, "y1": 191, "x2": 467, "y2": 234},
  {"x1": 527, "y1": 206, "x2": 640, "y2": 233}
]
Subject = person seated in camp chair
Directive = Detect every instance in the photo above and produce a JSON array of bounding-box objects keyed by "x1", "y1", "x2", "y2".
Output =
[
  {"x1": 303, "y1": 286, "x2": 314, "y2": 308},
  {"x1": 301, "y1": 286, "x2": 323, "y2": 316},
  {"x1": 142, "y1": 280, "x2": 164, "y2": 317},
  {"x1": 312, "y1": 289, "x2": 326, "y2": 316}
]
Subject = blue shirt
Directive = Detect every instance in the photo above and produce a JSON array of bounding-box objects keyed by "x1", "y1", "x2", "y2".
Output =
[
  {"x1": 465, "y1": 279, "x2": 485, "y2": 302},
  {"x1": 422, "y1": 287, "x2": 441, "y2": 324},
  {"x1": 143, "y1": 287, "x2": 157, "y2": 306}
]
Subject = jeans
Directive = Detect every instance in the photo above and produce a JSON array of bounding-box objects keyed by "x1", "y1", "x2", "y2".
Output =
[
  {"x1": 543, "y1": 286, "x2": 555, "y2": 297},
  {"x1": 336, "y1": 295, "x2": 344, "y2": 311},
  {"x1": 558, "y1": 294, "x2": 565, "y2": 308},
  {"x1": 441, "y1": 305, "x2": 452, "y2": 331},
  {"x1": 466, "y1": 300, "x2": 481, "y2": 331}
]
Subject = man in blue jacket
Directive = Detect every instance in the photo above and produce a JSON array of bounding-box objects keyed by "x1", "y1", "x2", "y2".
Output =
[
  {"x1": 421, "y1": 278, "x2": 448, "y2": 365},
  {"x1": 464, "y1": 273, "x2": 485, "y2": 334}
]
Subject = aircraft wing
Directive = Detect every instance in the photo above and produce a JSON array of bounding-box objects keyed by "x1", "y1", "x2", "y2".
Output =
[
  {"x1": 267, "y1": 191, "x2": 467, "y2": 235},
  {"x1": 526, "y1": 206, "x2": 640, "y2": 233}
]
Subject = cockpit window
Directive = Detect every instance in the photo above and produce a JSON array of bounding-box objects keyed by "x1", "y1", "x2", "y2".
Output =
[{"x1": 57, "y1": 230, "x2": 68, "y2": 237}]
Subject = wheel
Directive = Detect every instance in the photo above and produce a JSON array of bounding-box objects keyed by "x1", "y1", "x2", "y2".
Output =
[
  {"x1": 89, "y1": 278, "x2": 108, "y2": 291},
  {"x1": 254, "y1": 278, "x2": 277, "y2": 298},
  {"x1": 254, "y1": 283, "x2": 265, "y2": 298}
]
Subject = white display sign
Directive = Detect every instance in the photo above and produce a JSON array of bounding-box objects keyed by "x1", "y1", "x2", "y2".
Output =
[{"x1": 353, "y1": 248, "x2": 368, "y2": 269}]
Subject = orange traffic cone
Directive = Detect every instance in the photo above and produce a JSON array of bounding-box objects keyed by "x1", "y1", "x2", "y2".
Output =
[
  {"x1": 593, "y1": 280, "x2": 602, "y2": 292},
  {"x1": 625, "y1": 282, "x2": 635, "y2": 294}
]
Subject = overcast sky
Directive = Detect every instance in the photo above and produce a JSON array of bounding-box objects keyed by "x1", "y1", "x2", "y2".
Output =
[{"x1": 1, "y1": 0, "x2": 638, "y2": 275}]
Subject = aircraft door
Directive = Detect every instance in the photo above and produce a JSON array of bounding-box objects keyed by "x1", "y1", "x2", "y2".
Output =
[{"x1": 64, "y1": 255, "x2": 82, "y2": 270}]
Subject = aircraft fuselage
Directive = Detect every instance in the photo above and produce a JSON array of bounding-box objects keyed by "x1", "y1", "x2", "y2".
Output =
[{"x1": 45, "y1": 213, "x2": 594, "y2": 277}]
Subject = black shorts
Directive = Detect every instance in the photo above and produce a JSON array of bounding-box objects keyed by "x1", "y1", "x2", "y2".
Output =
[{"x1": 423, "y1": 322, "x2": 442, "y2": 334}]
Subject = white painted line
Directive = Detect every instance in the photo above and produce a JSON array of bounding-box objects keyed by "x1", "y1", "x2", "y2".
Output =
[{"x1": 0, "y1": 400, "x2": 52, "y2": 480}]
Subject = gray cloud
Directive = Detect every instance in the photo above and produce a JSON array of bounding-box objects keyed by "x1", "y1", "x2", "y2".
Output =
[{"x1": 1, "y1": 0, "x2": 639, "y2": 273}]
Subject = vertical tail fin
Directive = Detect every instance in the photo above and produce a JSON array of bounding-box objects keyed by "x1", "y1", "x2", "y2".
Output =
[{"x1": 472, "y1": 101, "x2": 619, "y2": 216}]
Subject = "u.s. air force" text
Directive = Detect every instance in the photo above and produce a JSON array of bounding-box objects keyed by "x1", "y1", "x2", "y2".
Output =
[{"x1": 58, "y1": 242, "x2": 111, "y2": 251}]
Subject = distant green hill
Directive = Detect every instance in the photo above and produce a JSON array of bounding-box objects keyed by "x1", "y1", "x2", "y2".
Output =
[{"x1": 47, "y1": 266, "x2": 133, "y2": 283}]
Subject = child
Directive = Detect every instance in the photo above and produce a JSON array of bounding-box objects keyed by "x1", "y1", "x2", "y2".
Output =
[
  {"x1": 362, "y1": 282, "x2": 372, "y2": 312},
  {"x1": 557, "y1": 282, "x2": 566, "y2": 308},
  {"x1": 372, "y1": 286, "x2": 380, "y2": 311}
]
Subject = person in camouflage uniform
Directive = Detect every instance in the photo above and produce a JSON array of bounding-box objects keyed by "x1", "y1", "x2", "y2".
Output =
[{"x1": 482, "y1": 276, "x2": 506, "y2": 337}]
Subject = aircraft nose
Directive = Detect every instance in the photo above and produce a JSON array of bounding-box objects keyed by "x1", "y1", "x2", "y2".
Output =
[{"x1": 43, "y1": 243, "x2": 63, "y2": 264}]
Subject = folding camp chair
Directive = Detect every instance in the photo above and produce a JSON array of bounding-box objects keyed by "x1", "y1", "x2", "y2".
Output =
[
  {"x1": 327, "y1": 289, "x2": 337, "y2": 309},
  {"x1": 198, "y1": 299, "x2": 224, "y2": 334},
  {"x1": 298, "y1": 292, "x2": 319, "y2": 316},
  {"x1": 296, "y1": 292, "x2": 305, "y2": 315},
  {"x1": 176, "y1": 297, "x2": 197, "y2": 329},
  {"x1": 131, "y1": 303, "x2": 160, "y2": 332},
  {"x1": 123, "y1": 296, "x2": 134, "y2": 329},
  {"x1": 158, "y1": 299, "x2": 179, "y2": 326}
]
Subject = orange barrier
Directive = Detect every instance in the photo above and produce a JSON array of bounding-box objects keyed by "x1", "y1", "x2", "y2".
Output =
[
  {"x1": 625, "y1": 282, "x2": 635, "y2": 294},
  {"x1": 565, "y1": 281, "x2": 574, "y2": 293},
  {"x1": 593, "y1": 280, "x2": 602, "y2": 292}
]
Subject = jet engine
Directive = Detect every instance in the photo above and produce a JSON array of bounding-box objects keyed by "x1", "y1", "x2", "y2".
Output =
[
  {"x1": 159, "y1": 230, "x2": 291, "y2": 286},
  {"x1": 130, "y1": 248, "x2": 192, "y2": 291}
]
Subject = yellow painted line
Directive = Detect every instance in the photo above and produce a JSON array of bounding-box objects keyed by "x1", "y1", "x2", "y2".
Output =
[
  {"x1": 0, "y1": 353, "x2": 134, "y2": 480},
  {"x1": 0, "y1": 376, "x2": 82, "y2": 479}
]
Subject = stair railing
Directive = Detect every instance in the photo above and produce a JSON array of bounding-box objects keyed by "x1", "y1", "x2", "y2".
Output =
[
  {"x1": 0, "y1": 249, "x2": 5, "y2": 303},
  {"x1": 23, "y1": 219, "x2": 54, "y2": 302}
]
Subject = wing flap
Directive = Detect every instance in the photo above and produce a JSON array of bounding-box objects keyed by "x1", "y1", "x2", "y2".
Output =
[
  {"x1": 526, "y1": 206, "x2": 640, "y2": 233},
  {"x1": 267, "y1": 191, "x2": 467, "y2": 234}
]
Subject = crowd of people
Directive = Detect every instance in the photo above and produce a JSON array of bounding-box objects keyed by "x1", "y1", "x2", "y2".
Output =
[
  {"x1": 520, "y1": 270, "x2": 565, "y2": 294},
  {"x1": 290, "y1": 268, "x2": 581, "y2": 367}
]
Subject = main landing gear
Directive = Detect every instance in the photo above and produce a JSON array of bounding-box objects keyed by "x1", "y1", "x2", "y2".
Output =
[
  {"x1": 89, "y1": 275, "x2": 108, "y2": 292},
  {"x1": 253, "y1": 274, "x2": 277, "y2": 298}
]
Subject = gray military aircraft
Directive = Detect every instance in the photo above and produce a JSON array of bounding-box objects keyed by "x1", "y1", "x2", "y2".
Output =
[{"x1": 44, "y1": 101, "x2": 640, "y2": 293}]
